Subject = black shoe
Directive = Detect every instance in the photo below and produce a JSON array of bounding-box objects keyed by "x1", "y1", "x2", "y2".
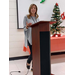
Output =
[
  {"x1": 26, "y1": 63, "x2": 30, "y2": 69},
  {"x1": 31, "y1": 68, "x2": 33, "y2": 71}
]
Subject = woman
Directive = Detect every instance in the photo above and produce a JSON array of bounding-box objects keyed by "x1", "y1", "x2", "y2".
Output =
[{"x1": 23, "y1": 4, "x2": 39, "y2": 71}]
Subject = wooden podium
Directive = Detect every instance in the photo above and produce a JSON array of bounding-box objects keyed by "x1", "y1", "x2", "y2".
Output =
[{"x1": 30, "y1": 21, "x2": 53, "y2": 75}]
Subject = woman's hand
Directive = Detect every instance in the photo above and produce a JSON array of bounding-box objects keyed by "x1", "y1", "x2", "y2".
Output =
[{"x1": 26, "y1": 22, "x2": 32, "y2": 29}]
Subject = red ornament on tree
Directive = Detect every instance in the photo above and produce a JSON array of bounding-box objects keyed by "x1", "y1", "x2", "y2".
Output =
[
  {"x1": 56, "y1": 3, "x2": 58, "y2": 6},
  {"x1": 61, "y1": 12, "x2": 65, "y2": 20}
]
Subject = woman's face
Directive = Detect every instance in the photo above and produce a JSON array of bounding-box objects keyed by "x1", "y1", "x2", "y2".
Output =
[{"x1": 31, "y1": 5, "x2": 36, "y2": 14}]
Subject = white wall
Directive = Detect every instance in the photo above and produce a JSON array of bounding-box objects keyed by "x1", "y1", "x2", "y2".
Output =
[
  {"x1": 17, "y1": 0, "x2": 65, "y2": 28},
  {"x1": 9, "y1": 0, "x2": 29, "y2": 57}
]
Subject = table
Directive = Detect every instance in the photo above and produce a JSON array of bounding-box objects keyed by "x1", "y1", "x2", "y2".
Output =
[
  {"x1": 23, "y1": 35, "x2": 65, "y2": 54},
  {"x1": 51, "y1": 35, "x2": 65, "y2": 52}
]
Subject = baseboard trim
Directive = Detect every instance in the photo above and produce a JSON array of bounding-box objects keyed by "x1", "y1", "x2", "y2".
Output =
[
  {"x1": 9, "y1": 55, "x2": 29, "y2": 61},
  {"x1": 9, "y1": 51, "x2": 65, "y2": 61},
  {"x1": 51, "y1": 51, "x2": 65, "y2": 56}
]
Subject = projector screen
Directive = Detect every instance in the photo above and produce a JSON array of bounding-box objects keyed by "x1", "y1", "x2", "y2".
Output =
[{"x1": 16, "y1": 0, "x2": 65, "y2": 29}]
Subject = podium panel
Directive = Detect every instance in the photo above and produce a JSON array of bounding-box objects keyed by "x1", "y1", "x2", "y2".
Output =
[
  {"x1": 40, "y1": 31, "x2": 51, "y2": 75},
  {"x1": 30, "y1": 21, "x2": 54, "y2": 75}
]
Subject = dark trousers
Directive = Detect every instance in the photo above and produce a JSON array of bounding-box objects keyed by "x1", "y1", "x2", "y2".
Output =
[{"x1": 27, "y1": 40, "x2": 33, "y2": 67}]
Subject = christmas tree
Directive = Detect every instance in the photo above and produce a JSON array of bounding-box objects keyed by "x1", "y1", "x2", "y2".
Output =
[{"x1": 50, "y1": 3, "x2": 63, "y2": 35}]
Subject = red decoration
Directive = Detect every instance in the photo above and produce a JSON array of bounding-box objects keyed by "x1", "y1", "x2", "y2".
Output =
[
  {"x1": 52, "y1": 34, "x2": 56, "y2": 37},
  {"x1": 61, "y1": 12, "x2": 65, "y2": 20},
  {"x1": 58, "y1": 34, "x2": 61, "y2": 37},
  {"x1": 49, "y1": 21, "x2": 56, "y2": 24},
  {"x1": 52, "y1": 34, "x2": 61, "y2": 37},
  {"x1": 56, "y1": 3, "x2": 58, "y2": 6},
  {"x1": 23, "y1": 45, "x2": 31, "y2": 54}
]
